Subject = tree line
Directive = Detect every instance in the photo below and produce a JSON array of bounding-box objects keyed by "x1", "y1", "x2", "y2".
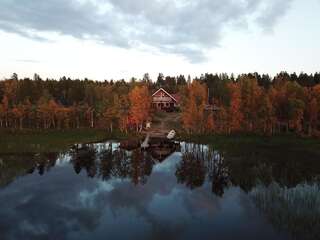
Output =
[
  {"x1": 0, "y1": 73, "x2": 154, "y2": 132},
  {"x1": 1, "y1": 72, "x2": 320, "y2": 136},
  {"x1": 183, "y1": 72, "x2": 320, "y2": 137}
]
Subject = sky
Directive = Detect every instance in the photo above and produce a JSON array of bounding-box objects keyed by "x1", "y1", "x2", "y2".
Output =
[{"x1": 0, "y1": 0, "x2": 319, "y2": 81}]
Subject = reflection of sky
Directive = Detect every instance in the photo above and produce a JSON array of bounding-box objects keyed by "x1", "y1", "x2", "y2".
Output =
[
  {"x1": 0, "y1": 142, "x2": 290, "y2": 240},
  {"x1": 55, "y1": 153, "x2": 71, "y2": 167},
  {"x1": 153, "y1": 152, "x2": 181, "y2": 173}
]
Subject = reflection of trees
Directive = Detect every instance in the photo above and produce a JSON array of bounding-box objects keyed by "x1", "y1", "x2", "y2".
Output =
[
  {"x1": 148, "y1": 139, "x2": 180, "y2": 162},
  {"x1": 71, "y1": 144, "x2": 155, "y2": 185},
  {"x1": 1, "y1": 142, "x2": 158, "y2": 188},
  {"x1": 0, "y1": 154, "x2": 34, "y2": 187},
  {"x1": 250, "y1": 182, "x2": 320, "y2": 240},
  {"x1": 130, "y1": 149, "x2": 153, "y2": 185},
  {"x1": 70, "y1": 140, "x2": 179, "y2": 185},
  {"x1": 176, "y1": 149, "x2": 206, "y2": 189},
  {"x1": 99, "y1": 144, "x2": 115, "y2": 180},
  {"x1": 112, "y1": 149, "x2": 131, "y2": 179},
  {"x1": 99, "y1": 144, "x2": 131, "y2": 180},
  {"x1": 109, "y1": 148, "x2": 154, "y2": 185},
  {"x1": 175, "y1": 144, "x2": 231, "y2": 195},
  {"x1": 70, "y1": 144, "x2": 97, "y2": 177},
  {"x1": 33, "y1": 152, "x2": 59, "y2": 175},
  {"x1": 207, "y1": 151, "x2": 230, "y2": 197},
  {"x1": 227, "y1": 149, "x2": 320, "y2": 192},
  {"x1": 0, "y1": 152, "x2": 59, "y2": 188}
]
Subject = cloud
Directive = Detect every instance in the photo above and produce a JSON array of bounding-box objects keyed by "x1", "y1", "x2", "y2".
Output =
[
  {"x1": 0, "y1": 0, "x2": 293, "y2": 62},
  {"x1": 14, "y1": 59, "x2": 42, "y2": 63},
  {"x1": 256, "y1": 0, "x2": 293, "y2": 33}
]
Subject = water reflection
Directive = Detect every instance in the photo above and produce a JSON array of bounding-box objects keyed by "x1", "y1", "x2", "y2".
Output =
[
  {"x1": 1, "y1": 141, "x2": 320, "y2": 193},
  {"x1": 251, "y1": 182, "x2": 320, "y2": 240},
  {"x1": 0, "y1": 152, "x2": 60, "y2": 187},
  {"x1": 71, "y1": 145, "x2": 97, "y2": 177},
  {"x1": 0, "y1": 140, "x2": 320, "y2": 240},
  {"x1": 30, "y1": 152, "x2": 59, "y2": 176},
  {"x1": 69, "y1": 143, "x2": 155, "y2": 185},
  {"x1": 176, "y1": 143, "x2": 231, "y2": 196}
]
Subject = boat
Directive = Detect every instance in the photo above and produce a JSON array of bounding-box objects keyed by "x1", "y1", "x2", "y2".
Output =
[{"x1": 167, "y1": 130, "x2": 176, "y2": 140}]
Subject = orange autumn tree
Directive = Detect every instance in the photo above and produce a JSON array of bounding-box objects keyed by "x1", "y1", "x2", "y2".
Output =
[
  {"x1": 307, "y1": 85, "x2": 320, "y2": 136},
  {"x1": 0, "y1": 102, "x2": 4, "y2": 128},
  {"x1": 286, "y1": 82, "x2": 305, "y2": 134},
  {"x1": 129, "y1": 85, "x2": 151, "y2": 132},
  {"x1": 257, "y1": 92, "x2": 275, "y2": 135},
  {"x1": 239, "y1": 76, "x2": 261, "y2": 131},
  {"x1": 307, "y1": 97, "x2": 318, "y2": 136},
  {"x1": 206, "y1": 112, "x2": 215, "y2": 133},
  {"x1": 11, "y1": 103, "x2": 26, "y2": 129},
  {"x1": 0, "y1": 96, "x2": 9, "y2": 127},
  {"x1": 182, "y1": 81, "x2": 207, "y2": 134},
  {"x1": 56, "y1": 105, "x2": 72, "y2": 129},
  {"x1": 118, "y1": 95, "x2": 130, "y2": 133},
  {"x1": 227, "y1": 82, "x2": 243, "y2": 134},
  {"x1": 216, "y1": 105, "x2": 229, "y2": 133},
  {"x1": 37, "y1": 98, "x2": 60, "y2": 129}
]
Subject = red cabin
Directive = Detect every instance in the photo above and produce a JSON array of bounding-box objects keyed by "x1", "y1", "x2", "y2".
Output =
[{"x1": 152, "y1": 88, "x2": 180, "y2": 111}]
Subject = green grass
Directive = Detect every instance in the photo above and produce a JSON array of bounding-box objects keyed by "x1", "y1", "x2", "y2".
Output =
[
  {"x1": 178, "y1": 133, "x2": 320, "y2": 153},
  {"x1": 0, "y1": 129, "x2": 130, "y2": 153},
  {"x1": 1, "y1": 128, "x2": 319, "y2": 154}
]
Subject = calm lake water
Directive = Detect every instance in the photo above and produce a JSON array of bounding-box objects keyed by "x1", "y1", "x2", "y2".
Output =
[{"x1": 0, "y1": 140, "x2": 319, "y2": 240}]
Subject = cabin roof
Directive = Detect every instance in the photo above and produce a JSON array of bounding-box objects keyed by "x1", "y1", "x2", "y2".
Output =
[{"x1": 152, "y1": 88, "x2": 179, "y2": 103}]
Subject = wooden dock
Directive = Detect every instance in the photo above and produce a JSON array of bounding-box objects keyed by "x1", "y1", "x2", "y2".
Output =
[{"x1": 142, "y1": 112, "x2": 180, "y2": 138}]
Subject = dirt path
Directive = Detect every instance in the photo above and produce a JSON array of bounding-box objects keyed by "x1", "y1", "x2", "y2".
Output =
[{"x1": 143, "y1": 112, "x2": 181, "y2": 138}]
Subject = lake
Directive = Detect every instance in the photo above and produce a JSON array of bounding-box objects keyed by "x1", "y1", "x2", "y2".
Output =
[{"x1": 0, "y1": 140, "x2": 319, "y2": 240}]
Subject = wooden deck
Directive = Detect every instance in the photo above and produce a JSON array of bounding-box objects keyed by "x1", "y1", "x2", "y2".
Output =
[{"x1": 120, "y1": 112, "x2": 180, "y2": 151}]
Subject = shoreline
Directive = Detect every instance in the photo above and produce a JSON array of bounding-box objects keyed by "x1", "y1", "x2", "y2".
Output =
[{"x1": 1, "y1": 129, "x2": 319, "y2": 154}]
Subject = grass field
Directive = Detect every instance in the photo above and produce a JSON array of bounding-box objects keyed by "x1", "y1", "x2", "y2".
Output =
[{"x1": 0, "y1": 129, "x2": 129, "y2": 153}]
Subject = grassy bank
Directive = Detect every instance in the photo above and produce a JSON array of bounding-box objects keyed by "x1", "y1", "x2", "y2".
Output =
[
  {"x1": 179, "y1": 133, "x2": 320, "y2": 153},
  {"x1": 1, "y1": 129, "x2": 319, "y2": 154},
  {"x1": 0, "y1": 129, "x2": 130, "y2": 153}
]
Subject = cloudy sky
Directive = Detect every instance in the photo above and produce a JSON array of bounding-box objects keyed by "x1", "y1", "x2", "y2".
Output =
[{"x1": 0, "y1": 0, "x2": 319, "y2": 80}]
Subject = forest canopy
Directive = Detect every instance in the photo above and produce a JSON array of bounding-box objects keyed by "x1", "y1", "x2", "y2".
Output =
[{"x1": 1, "y1": 72, "x2": 320, "y2": 137}]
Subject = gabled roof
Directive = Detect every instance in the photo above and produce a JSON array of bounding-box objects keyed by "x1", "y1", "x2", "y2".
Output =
[{"x1": 152, "y1": 88, "x2": 178, "y2": 102}]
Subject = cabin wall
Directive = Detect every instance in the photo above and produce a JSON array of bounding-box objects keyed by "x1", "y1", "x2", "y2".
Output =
[{"x1": 152, "y1": 90, "x2": 176, "y2": 110}]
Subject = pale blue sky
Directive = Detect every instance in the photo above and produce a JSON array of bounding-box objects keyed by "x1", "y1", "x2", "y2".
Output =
[{"x1": 0, "y1": 0, "x2": 319, "y2": 80}]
